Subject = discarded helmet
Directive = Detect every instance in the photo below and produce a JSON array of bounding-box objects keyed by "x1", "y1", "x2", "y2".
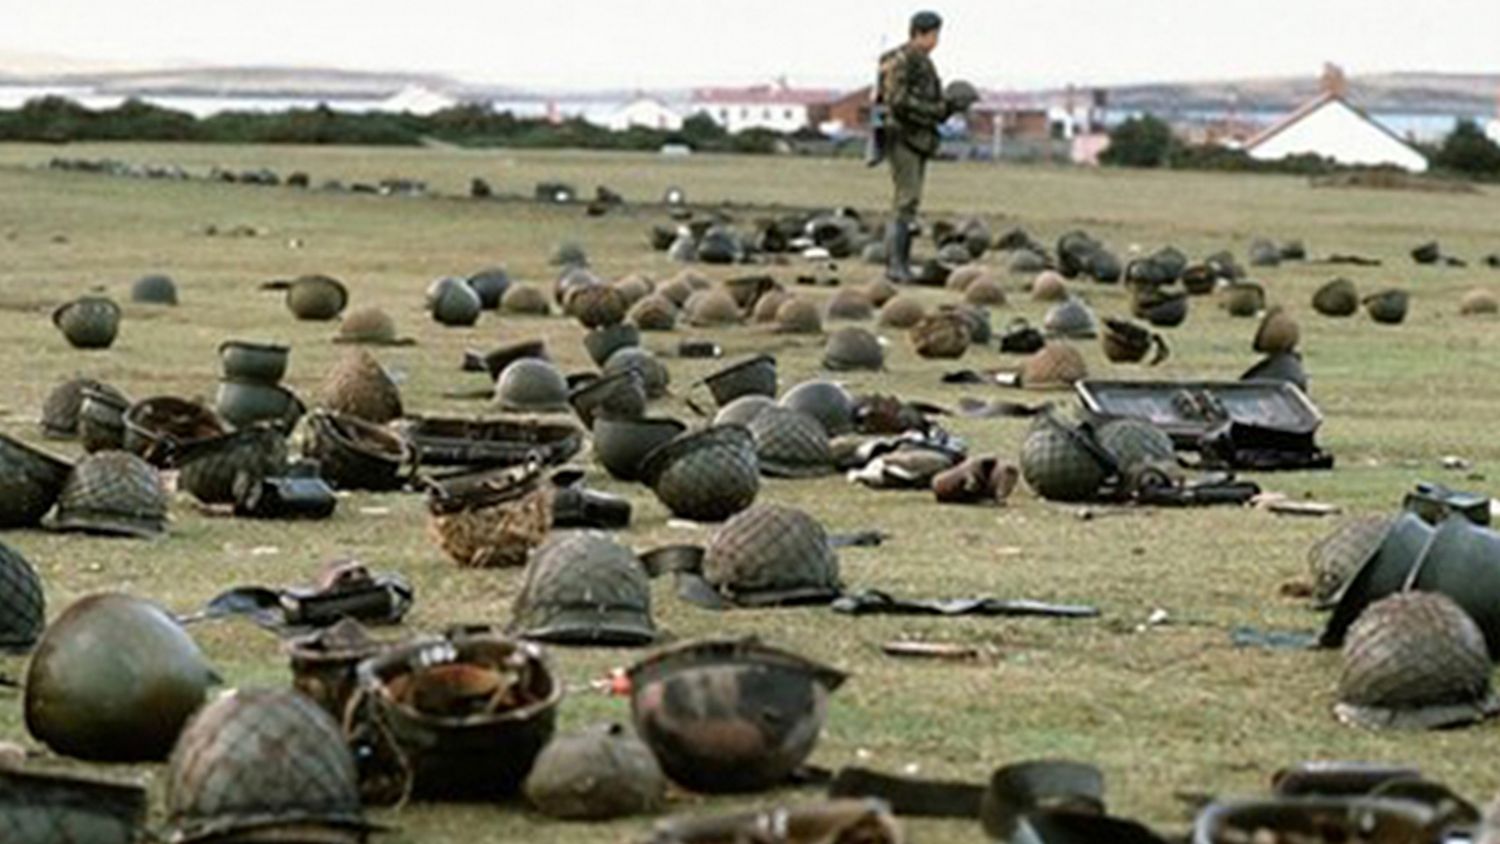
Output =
[
  {"x1": 822, "y1": 327, "x2": 884, "y2": 371},
  {"x1": 627, "y1": 637, "x2": 846, "y2": 793},
  {"x1": 524, "y1": 723, "x2": 666, "y2": 820},
  {"x1": 641, "y1": 425, "x2": 760, "y2": 522},
  {"x1": 566, "y1": 283, "x2": 629, "y2": 329},
  {"x1": 214, "y1": 380, "x2": 305, "y2": 434},
  {"x1": 746, "y1": 407, "x2": 834, "y2": 478},
  {"x1": 1043, "y1": 297, "x2": 1097, "y2": 338},
  {"x1": 715, "y1": 395, "x2": 776, "y2": 428},
  {"x1": 613, "y1": 273, "x2": 655, "y2": 307},
  {"x1": 863, "y1": 278, "x2": 898, "y2": 307},
  {"x1": 336, "y1": 306, "x2": 410, "y2": 345},
  {"x1": 1460, "y1": 289, "x2": 1499, "y2": 316},
  {"x1": 467, "y1": 267, "x2": 511, "y2": 309},
  {"x1": 704, "y1": 505, "x2": 841, "y2": 606},
  {"x1": 1101, "y1": 317, "x2": 1168, "y2": 365},
  {"x1": 774, "y1": 297, "x2": 823, "y2": 334},
  {"x1": 0, "y1": 432, "x2": 73, "y2": 529},
  {"x1": 49, "y1": 451, "x2": 167, "y2": 538},
  {"x1": 704, "y1": 355, "x2": 777, "y2": 407},
  {"x1": 1030, "y1": 271, "x2": 1069, "y2": 302},
  {"x1": 1312, "y1": 278, "x2": 1359, "y2": 317},
  {"x1": 1010, "y1": 249, "x2": 1050, "y2": 275},
  {"x1": 165, "y1": 688, "x2": 375, "y2": 844},
  {"x1": 603, "y1": 347, "x2": 670, "y2": 399},
  {"x1": 285, "y1": 274, "x2": 348, "y2": 321},
  {"x1": 495, "y1": 358, "x2": 570, "y2": 413},
  {"x1": 550, "y1": 241, "x2": 589, "y2": 268},
  {"x1": 53, "y1": 296, "x2": 121, "y2": 349},
  {"x1": 878, "y1": 296, "x2": 925, "y2": 328},
  {"x1": 1020, "y1": 343, "x2": 1088, "y2": 388},
  {"x1": 426, "y1": 465, "x2": 555, "y2": 569},
  {"x1": 430, "y1": 276, "x2": 483, "y2": 327},
  {"x1": 1248, "y1": 239, "x2": 1281, "y2": 268},
  {"x1": 685, "y1": 288, "x2": 743, "y2": 327},
  {"x1": 218, "y1": 340, "x2": 289, "y2": 385},
  {"x1": 41, "y1": 377, "x2": 107, "y2": 440},
  {"x1": 583, "y1": 323, "x2": 641, "y2": 367},
  {"x1": 1253, "y1": 306, "x2": 1300, "y2": 354},
  {"x1": 1095, "y1": 418, "x2": 1175, "y2": 477},
  {"x1": 304, "y1": 410, "x2": 410, "y2": 491},
  {"x1": 628, "y1": 294, "x2": 678, "y2": 331},
  {"x1": 752, "y1": 288, "x2": 793, "y2": 324},
  {"x1": 569, "y1": 370, "x2": 647, "y2": 428},
  {"x1": 510, "y1": 531, "x2": 655, "y2": 645},
  {"x1": 130, "y1": 273, "x2": 178, "y2": 305},
  {"x1": 1365, "y1": 289, "x2": 1409, "y2": 325},
  {"x1": 501, "y1": 284, "x2": 551, "y2": 315},
  {"x1": 1020, "y1": 415, "x2": 1110, "y2": 502},
  {"x1": 317, "y1": 350, "x2": 403, "y2": 424},
  {"x1": 0, "y1": 768, "x2": 147, "y2": 844},
  {"x1": 964, "y1": 277, "x2": 1008, "y2": 307},
  {"x1": 26, "y1": 593, "x2": 217, "y2": 761},
  {"x1": 779, "y1": 380, "x2": 855, "y2": 437},
  {"x1": 176, "y1": 426, "x2": 288, "y2": 505},
  {"x1": 1336, "y1": 592, "x2": 1499, "y2": 730},
  {"x1": 1308, "y1": 515, "x2": 1395, "y2": 607},
  {"x1": 0, "y1": 541, "x2": 44, "y2": 652},
  {"x1": 592, "y1": 416, "x2": 686, "y2": 482},
  {"x1": 351, "y1": 632, "x2": 563, "y2": 800},
  {"x1": 1222, "y1": 282, "x2": 1265, "y2": 317},
  {"x1": 824, "y1": 289, "x2": 874, "y2": 322},
  {"x1": 1134, "y1": 288, "x2": 1189, "y2": 328},
  {"x1": 910, "y1": 312, "x2": 971, "y2": 359},
  {"x1": 945, "y1": 79, "x2": 980, "y2": 110},
  {"x1": 123, "y1": 396, "x2": 227, "y2": 466}
]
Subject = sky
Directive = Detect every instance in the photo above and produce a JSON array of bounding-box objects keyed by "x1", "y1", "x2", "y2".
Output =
[{"x1": 5, "y1": 0, "x2": 1499, "y2": 91}]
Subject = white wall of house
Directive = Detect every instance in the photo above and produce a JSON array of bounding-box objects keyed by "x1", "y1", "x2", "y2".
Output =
[
  {"x1": 602, "y1": 98, "x2": 683, "y2": 132},
  {"x1": 696, "y1": 102, "x2": 810, "y2": 134},
  {"x1": 1249, "y1": 98, "x2": 1428, "y2": 172},
  {"x1": 1487, "y1": 119, "x2": 1500, "y2": 145}
]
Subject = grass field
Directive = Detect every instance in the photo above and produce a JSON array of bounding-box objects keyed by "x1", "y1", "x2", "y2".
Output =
[{"x1": 2, "y1": 142, "x2": 1500, "y2": 842}]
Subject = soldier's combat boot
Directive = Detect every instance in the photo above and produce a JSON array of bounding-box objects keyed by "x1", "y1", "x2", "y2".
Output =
[{"x1": 886, "y1": 221, "x2": 915, "y2": 284}]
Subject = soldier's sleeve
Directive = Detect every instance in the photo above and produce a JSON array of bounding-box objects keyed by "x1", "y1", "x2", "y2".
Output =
[{"x1": 887, "y1": 52, "x2": 948, "y2": 129}]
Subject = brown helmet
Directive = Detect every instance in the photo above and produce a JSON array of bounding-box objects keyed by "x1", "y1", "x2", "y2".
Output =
[
  {"x1": 1020, "y1": 343, "x2": 1088, "y2": 389},
  {"x1": 1460, "y1": 289, "x2": 1499, "y2": 316},
  {"x1": 752, "y1": 288, "x2": 793, "y2": 323},
  {"x1": 317, "y1": 349, "x2": 403, "y2": 424},
  {"x1": 284, "y1": 275, "x2": 348, "y2": 321},
  {"x1": 1308, "y1": 515, "x2": 1395, "y2": 608},
  {"x1": 964, "y1": 277, "x2": 1008, "y2": 307},
  {"x1": 909, "y1": 312, "x2": 970, "y2": 359},
  {"x1": 685, "y1": 288, "x2": 743, "y2": 327},
  {"x1": 1253, "y1": 306, "x2": 1300, "y2": 354},
  {"x1": 1312, "y1": 278, "x2": 1359, "y2": 317},
  {"x1": 824, "y1": 289, "x2": 874, "y2": 322},
  {"x1": 336, "y1": 306, "x2": 412, "y2": 346},
  {"x1": 627, "y1": 637, "x2": 846, "y2": 793},
  {"x1": 500, "y1": 284, "x2": 552, "y2": 316},
  {"x1": 774, "y1": 298, "x2": 823, "y2": 334},
  {"x1": 1030, "y1": 271, "x2": 1069, "y2": 302},
  {"x1": 1336, "y1": 592, "x2": 1498, "y2": 730},
  {"x1": 878, "y1": 296, "x2": 925, "y2": 328},
  {"x1": 628, "y1": 294, "x2": 678, "y2": 332},
  {"x1": 565, "y1": 283, "x2": 629, "y2": 328},
  {"x1": 946, "y1": 263, "x2": 985, "y2": 292}
]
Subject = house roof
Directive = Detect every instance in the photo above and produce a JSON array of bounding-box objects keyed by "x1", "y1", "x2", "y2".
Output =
[
  {"x1": 692, "y1": 85, "x2": 839, "y2": 106},
  {"x1": 1245, "y1": 91, "x2": 1419, "y2": 154}
]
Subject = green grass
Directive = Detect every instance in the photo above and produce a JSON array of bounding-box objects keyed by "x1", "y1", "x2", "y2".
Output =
[{"x1": 2, "y1": 143, "x2": 1500, "y2": 842}]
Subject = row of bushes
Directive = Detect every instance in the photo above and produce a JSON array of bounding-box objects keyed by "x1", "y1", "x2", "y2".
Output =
[
  {"x1": 1101, "y1": 113, "x2": 1500, "y2": 180},
  {"x1": 0, "y1": 96, "x2": 791, "y2": 153}
]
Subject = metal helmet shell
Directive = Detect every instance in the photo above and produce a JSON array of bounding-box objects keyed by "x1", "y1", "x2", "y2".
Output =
[
  {"x1": 53, "y1": 296, "x2": 121, "y2": 349},
  {"x1": 165, "y1": 688, "x2": 373, "y2": 844},
  {"x1": 1312, "y1": 278, "x2": 1359, "y2": 317},
  {"x1": 628, "y1": 294, "x2": 678, "y2": 331},
  {"x1": 511, "y1": 531, "x2": 656, "y2": 645},
  {"x1": 1308, "y1": 515, "x2": 1395, "y2": 607},
  {"x1": 1336, "y1": 592, "x2": 1498, "y2": 730},
  {"x1": 317, "y1": 350, "x2": 403, "y2": 424},
  {"x1": 1095, "y1": 418, "x2": 1175, "y2": 476},
  {"x1": 494, "y1": 358, "x2": 569, "y2": 414},
  {"x1": 130, "y1": 274, "x2": 178, "y2": 305},
  {"x1": 26, "y1": 593, "x2": 217, "y2": 761},
  {"x1": 175, "y1": 426, "x2": 288, "y2": 505},
  {"x1": 466, "y1": 267, "x2": 511, "y2": 309},
  {"x1": 430, "y1": 276, "x2": 483, "y2": 327},
  {"x1": 49, "y1": 450, "x2": 167, "y2": 538},
  {"x1": 1020, "y1": 416, "x2": 1109, "y2": 502},
  {"x1": 1365, "y1": 289, "x2": 1409, "y2": 325},
  {"x1": 641, "y1": 425, "x2": 759, "y2": 523},
  {"x1": 565, "y1": 283, "x2": 629, "y2": 329},
  {"x1": 0, "y1": 768, "x2": 147, "y2": 844},
  {"x1": 603, "y1": 347, "x2": 670, "y2": 399},
  {"x1": 704, "y1": 354, "x2": 777, "y2": 407},
  {"x1": 714, "y1": 395, "x2": 776, "y2": 429},
  {"x1": 703, "y1": 504, "x2": 841, "y2": 606},
  {"x1": 778, "y1": 380, "x2": 855, "y2": 437},
  {"x1": 523, "y1": 723, "x2": 666, "y2": 820},
  {"x1": 746, "y1": 407, "x2": 834, "y2": 478},
  {"x1": 303, "y1": 410, "x2": 410, "y2": 492},
  {"x1": 0, "y1": 541, "x2": 44, "y2": 651},
  {"x1": 0, "y1": 432, "x2": 73, "y2": 529},
  {"x1": 500, "y1": 284, "x2": 551, "y2": 315},
  {"x1": 285, "y1": 275, "x2": 348, "y2": 321},
  {"x1": 822, "y1": 327, "x2": 884, "y2": 371},
  {"x1": 909, "y1": 312, "x2": 970, "y2": 359},
  {"x1": 41, "y1": 377, "x2": 107, "y2": 439},
  {"x1": 627, "y1": 637, "x2": 846, "y2": 793}
]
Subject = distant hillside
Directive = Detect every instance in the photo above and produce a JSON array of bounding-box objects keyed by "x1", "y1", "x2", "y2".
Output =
[
  {"x1": 33, "y1": 66, "x2": 474, "y2": 100},
  {"x1": 1106, "y1": 72, "x2": 1500, "y2": 116}
]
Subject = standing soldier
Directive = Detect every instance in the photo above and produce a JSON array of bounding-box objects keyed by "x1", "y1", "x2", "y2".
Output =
[{"x1": 875, "y1": 11, "x2": 973, "y2": 282}]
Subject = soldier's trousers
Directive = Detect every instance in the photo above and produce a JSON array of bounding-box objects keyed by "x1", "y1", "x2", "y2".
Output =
[{"x1": 887, "y1": 138, "x2": 927, "y2": 221}]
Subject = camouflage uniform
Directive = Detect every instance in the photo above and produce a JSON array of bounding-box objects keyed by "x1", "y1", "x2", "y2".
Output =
[{"x1": 880, "y1": 44, "x2": 947, "y2": 220}]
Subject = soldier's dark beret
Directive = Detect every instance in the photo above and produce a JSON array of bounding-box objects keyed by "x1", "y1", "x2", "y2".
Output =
[{"x1": 910, "y1": 11, "x2": 943, "y2": 33}]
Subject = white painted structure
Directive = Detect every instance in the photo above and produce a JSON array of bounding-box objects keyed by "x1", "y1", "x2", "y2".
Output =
[
  {"x1": 1487, "y1": 119, "x2": 1500, "y2": 145},
  {"x1": 602, "y1": 97, "x2": 683, "y2": 132},
  {"x1": 691, "y1": 83, "x2": 834, "y2": 134},
  {"x1": 1246, "y1": 93, "x2": 1429, "y2": 173},
  {"x1": 378, "y1": 85, "x2": 458, "y2": 116}
]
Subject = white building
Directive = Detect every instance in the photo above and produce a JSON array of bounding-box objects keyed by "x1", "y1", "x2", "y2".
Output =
[
  {"x1": 1245, "y1": 66, "x2": 1428, "y2": 173},
  {"x1": 601, "y1": 97, "x2": 683, "y2": 132},
  {"x1": 1487, "y1": 119, "x2": 1500, "y2": 146},
  {"x1": 378, "y1": 85, "x2": 458, "y2": 116},
  {"x1": 691, "y1": 82, "x2": 836, "y2": 134}
]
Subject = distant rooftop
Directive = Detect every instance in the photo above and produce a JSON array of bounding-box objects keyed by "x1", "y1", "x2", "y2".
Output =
[{"x1": 692, "y1": 82, "x2": 839, "y2": 106}]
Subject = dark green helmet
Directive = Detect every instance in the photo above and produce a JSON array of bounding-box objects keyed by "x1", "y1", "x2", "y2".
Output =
[
  {"x1": 591, "y1": 416, "x2": 686, "y2": 482},
  {"x1": 49, "y1": 451, "x2": 168, "y2": 538},
  {"x1": 1312, "y1": 278, "x2": 1359, "y2": 317},
  {"x1": 1336, "y1": 592, "x2": 1498, "y2": 730},
  {"x1": 1095, "y1": 418, "x2": 1175, "y2": 477},
  {"x1": 429, "y1": 276, "x2": 483, "y2": 327},
  {"x1": 746, "y1": 407, "x2": 834, "y2": 478},
  {"x1": 778, "y1": 380, "x2": 855, "y2": 437},
  {"x1": 524, "y1": 723, "x2": 666, "y2": 820},
  {"x1": 945, "y1": 80, "x2": 980, "y2": 111},
  {"x1": 627, "y1": 637, "x2": 846, "y2": 793},
  {"x1": 511, "y1": 531, "x2": 655, "y2": 645},
  {"x1": 26, "y1": 593, "x2": 218, "y2": 761},
  {"x1": 467, "y1": 267, "x2": 512, "y2": 309},
  {"x1": 53, "y1": 296, "x2": 121, "y2": 349},
  {"x1": 0, "y1": 432, "x2": 73, "y2": 529},
  {"x1": 641, "y1": 425, "x2": 760, "y2": 523},
  {"x1": 1043, "y1": 297, "x2": 1098, "y2": 339},
  {"x1": 285, "y1": 274, "x2": 349, "y2": 321},
  {"x1": 603, "y1": 347, "x2": 670, "y2": 399},
  {"x1": 0, "y1": 768, "x2": 147, "y2": 844},
  {"x1": 704, "y1": 354, "x2": 777, "y2": 407},
  {"x1": 214, "y1": 380, "x2": 305, "y2": 434},
  {"x1": 703, "y1": 504, "x2": 841, "y2": 606},
  {"x1": 1223, "y1": 282, "x2": 1265, "y2": 317},
  {"x1": 1019, "y1": 415, "x2": 1110, "y2": 502},
  {"x1": 568, "y1": 370, "x2": 648, "y2": 428},
  {"x1": 78, "y1": 384, "x2": 132, "y2": 453},
  {"x1": 822, "y1": 326, "x2": 884, "y2": 371},
  {"x1": 165, "y1": 688, "x2": 374, "y2": 844},
  {"x1": 130, "y1": 273, "x2": 178, "y2": 305},
  {"x1": 495, "y1": 358, "x2": 570, "y2": 413},
  {"x1": 0, "y1": 541, "x2": 44, "y2": 651},
  {"x1": 583, "y1": 323, "x2": 642, "y2": 367},
  {"x1": 1365, "y1": 289, "x2": 1409, "y2": 325},
  {"x1": 175, "y1": 426, "x2": 288, "y2": 504}
]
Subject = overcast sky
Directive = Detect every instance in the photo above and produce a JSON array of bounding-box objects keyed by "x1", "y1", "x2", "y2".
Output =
[{"x1": 6, "y1": 0, "x2": 1499, "y2": 91}]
